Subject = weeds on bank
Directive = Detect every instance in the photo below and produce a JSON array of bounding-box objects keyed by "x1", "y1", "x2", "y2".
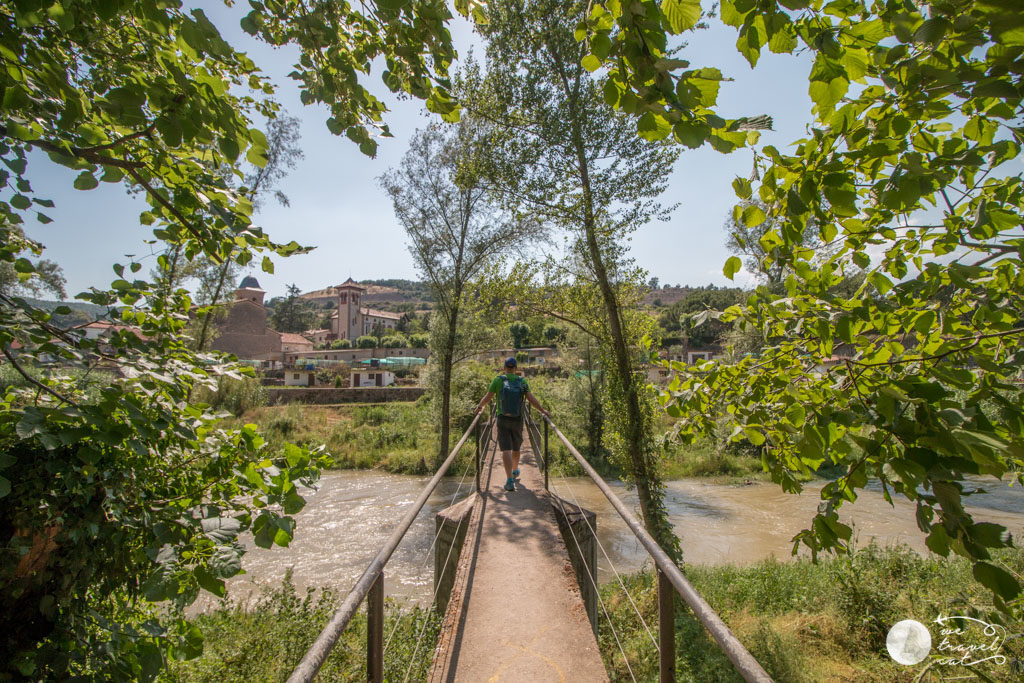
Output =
[
  {"x1": 160, "y1": 574, "x2": 440, "y2": 682},
  {"x1": 598, "y1": 544, "x2": 1024, "y2": 682},
  {"x1": 225, "y1": 403, "x2": 438, "y2": 474}
]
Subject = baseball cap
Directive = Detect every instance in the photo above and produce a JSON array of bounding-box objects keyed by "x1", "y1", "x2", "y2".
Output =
[{"x1": 505, "y1": 356, "x2": 517, "y2": 368}]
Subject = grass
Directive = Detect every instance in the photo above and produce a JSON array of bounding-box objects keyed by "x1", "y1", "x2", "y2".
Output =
[
  {"x1": 598, "y1": 544, "x2": 1024, "y2": 682},
  {"x1": 160, "y1": 574, "x2": 440, "y2": 682},
  {"x1": 223, "y1": 402, "x2": 440, "y2": 474}
]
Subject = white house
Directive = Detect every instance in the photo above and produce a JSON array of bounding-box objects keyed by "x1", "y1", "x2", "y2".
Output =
[
  {"x1": 350, "y1": 369, "x2": 395, "y2": 387},
  {"x1": 284, "y1": 371, "x2": 316, "y2": 387}
]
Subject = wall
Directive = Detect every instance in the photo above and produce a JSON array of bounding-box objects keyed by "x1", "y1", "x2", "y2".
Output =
[{"x1": 266, "y1": 387, "x2": 425, "y2": 404}]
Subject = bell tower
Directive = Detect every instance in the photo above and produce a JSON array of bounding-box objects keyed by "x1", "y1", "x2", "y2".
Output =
[{"x1": 335, "y1": 278, "x2": 366, "y2": 341}]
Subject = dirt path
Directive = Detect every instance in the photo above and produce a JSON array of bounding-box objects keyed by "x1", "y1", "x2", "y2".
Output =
[{"x1": 429, "y1": 425, "x2": 608, "y2": 682}]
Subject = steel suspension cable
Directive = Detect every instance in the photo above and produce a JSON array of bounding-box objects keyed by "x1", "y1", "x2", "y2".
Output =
[
  {"x1": 549, "y1": 482, "x2": 638, "y2": 683},
  {"x1": 549, "y1": 473, "x2": 659, "y2": 650},
  {"x1": 380, "y1": 435, "x2": 481, "y2": 660}
]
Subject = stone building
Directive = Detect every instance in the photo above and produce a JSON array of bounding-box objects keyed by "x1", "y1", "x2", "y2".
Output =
[
  {"x1": 329, "y1": 278, "x2": 405, "y2": 341},
  {"x1": 210, "y1": 276, "x2": 299, "y2": 364}
]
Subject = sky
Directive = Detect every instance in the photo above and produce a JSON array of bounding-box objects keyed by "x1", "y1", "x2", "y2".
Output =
[{"x1": 18, "y1": 3, "x2": 817, "y2": 301}]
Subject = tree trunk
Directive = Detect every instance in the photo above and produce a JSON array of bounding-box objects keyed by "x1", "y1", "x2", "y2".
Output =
[
  {"x1": 551, "y1": 44, "x2": 682, "y2": 562},
  {"x1": 436, "y1": 299, "x2": 460, "y2": 468}
]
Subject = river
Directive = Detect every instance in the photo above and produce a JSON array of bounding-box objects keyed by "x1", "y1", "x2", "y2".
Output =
[{"x1": 215, "y1": 470, "x2": 1024, "y2": 609}]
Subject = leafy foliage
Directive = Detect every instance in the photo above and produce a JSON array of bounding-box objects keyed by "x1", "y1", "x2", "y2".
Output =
[
  {"x1": 0, "y1": 0, "x2": 456, "y2": 677},
  {"x1": 269, "y1": 283, "x2": 319, "y2": 333},
  {"x1": 584, "y1": 0, "x2": 1024, "y2": 604}
]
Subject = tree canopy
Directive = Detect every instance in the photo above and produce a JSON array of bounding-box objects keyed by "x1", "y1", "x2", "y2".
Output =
[
  {"x1": 581, "y1": 0, "x2": 1024, "y2": 604},
  {"x1": 0, "y1": 0, "x2": 458, "y2": 677}
]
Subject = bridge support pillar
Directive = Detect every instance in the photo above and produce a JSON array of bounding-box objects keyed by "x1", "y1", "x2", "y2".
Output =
[
  {"x1": 551, "y1": 496, "x2": 598, "y2": 636},
  {"x1": 434, "y1": 494, "x2": 477, "y2": 614}
]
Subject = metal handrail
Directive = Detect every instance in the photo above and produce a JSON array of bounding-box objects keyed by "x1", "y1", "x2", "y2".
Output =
[
  {"x1": 287, "y1": 410, "x2": 486, "y2": 683},
  {"x1": 535, "y1": 413, "x2": 773, "y2": 683}
]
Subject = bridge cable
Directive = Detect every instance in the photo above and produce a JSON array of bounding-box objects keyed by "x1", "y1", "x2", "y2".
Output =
[
  {"x1": 401, "y1": 426, "x2": 500, "y2": 682},
  {"x1": 538, "y1": 438, "x2": 637, "y2": 683},
  {"x1": 549, "y1": 474, "x2": 659, "y2": 651},
  {"x1": 380, "y1": 424, "x2": 491, "y2": 660}
]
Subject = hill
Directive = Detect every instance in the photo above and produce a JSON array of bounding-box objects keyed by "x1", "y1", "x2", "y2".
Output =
[
  {"x1": 300, "y1": 279, "x2": 434, "y2": 308},
  {"x1": 21, "y1": 298, "x2": 112, "y2": 329}
]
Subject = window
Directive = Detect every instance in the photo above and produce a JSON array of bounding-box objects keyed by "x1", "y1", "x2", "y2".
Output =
[
  {"x1": 340, "y1": 293, "x2": 347, "y2": 304},
  {"x1": 293, "y1": 373, "x2": 300, "y2": 380}
]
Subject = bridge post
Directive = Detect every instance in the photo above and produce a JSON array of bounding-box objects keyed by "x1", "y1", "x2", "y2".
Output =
[
  {"x1": 475, "y1": 418, "x2": 481, "y2": 493},
  {"x1": 367, "y1": 572, "x2": 384, "y2": 683},
  {"x1": 543, "y1": 421, "x2": 549, "y2": 491},
  {"x1": 658, "y1": 568, "x2": 675, "y2": 683}
]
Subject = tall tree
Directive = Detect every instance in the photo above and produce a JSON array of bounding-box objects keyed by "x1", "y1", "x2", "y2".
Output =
[
  {"x1": 724, "y1": 199, "x2": 826, "y2": 286},
  {"x1": 380, "y1": 122, "x2": 544, "y2": 463},
  {"x1": 269, "y1": 284, "x2": 318, "y2": 333},
  {"x1": 464, "y1": 0, "x2": 683, "y2": 560}
]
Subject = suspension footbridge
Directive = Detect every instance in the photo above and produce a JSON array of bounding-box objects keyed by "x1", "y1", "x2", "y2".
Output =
[{"x1": 287, "y1": 410, "x2": 773, "y2": 682}]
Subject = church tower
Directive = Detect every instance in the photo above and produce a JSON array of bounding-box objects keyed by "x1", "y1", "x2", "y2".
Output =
[{"x1": 335, "y1": 278, "x2": 365, "y2": 341}]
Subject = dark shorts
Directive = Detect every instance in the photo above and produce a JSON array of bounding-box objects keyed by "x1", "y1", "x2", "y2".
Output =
[{"x1": 496, "y1": 414, "x2": 524, "y2": 452}]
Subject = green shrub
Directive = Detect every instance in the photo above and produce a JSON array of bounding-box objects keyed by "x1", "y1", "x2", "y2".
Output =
[
  {"x1": 356, "y1": 335, "x2": 378, "y2": 349},
  {"x1": 161, "y1": 573, "x2": 440, "y2": 682},
  {"x1": 194, "y1": 374, "x2": 267, "y2": 416},
  {"x1": 330, "y1": 338, "x2": 352, "y2": 349}
]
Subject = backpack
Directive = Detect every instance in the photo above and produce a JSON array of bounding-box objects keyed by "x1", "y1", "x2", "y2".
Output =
[{"x1": 498, "y1": 374, "x2": 525, "y2": 417}]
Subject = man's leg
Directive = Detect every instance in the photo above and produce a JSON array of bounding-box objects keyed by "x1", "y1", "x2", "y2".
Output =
[
  {"x1": 502, "y1": 450, "x2": 514, "y2": 478},
  {"x1": 511, "y1": 451, "x2": 521, "y2": 474}
]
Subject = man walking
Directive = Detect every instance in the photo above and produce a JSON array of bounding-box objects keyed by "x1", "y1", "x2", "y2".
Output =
[{"x1": 474, "y1": 357, "x2": 549, "y2": 491}]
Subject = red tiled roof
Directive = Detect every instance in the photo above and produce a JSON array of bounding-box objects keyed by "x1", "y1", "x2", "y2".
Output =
[{"x1": 279, "y1": 332, "x2": 313, "y2": 345}]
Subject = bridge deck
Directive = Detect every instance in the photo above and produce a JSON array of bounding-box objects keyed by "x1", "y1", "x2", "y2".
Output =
[{"x1": 429, "y1": 425, "x2": 608, "y2": 682}]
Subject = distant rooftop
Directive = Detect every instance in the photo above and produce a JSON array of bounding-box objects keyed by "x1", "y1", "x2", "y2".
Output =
[{"x1": 239, "y1": 275, "x2": 262, "y2": 290}]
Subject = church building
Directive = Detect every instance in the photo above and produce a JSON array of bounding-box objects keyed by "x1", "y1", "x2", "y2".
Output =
[{"x1": 329, "y1": 278, "x2": 404, "y2": 341}]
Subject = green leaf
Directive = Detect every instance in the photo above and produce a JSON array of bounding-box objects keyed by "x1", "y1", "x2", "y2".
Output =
[
  {"x1": 10, "y1": 194, "x2": 30, "y2": 209},
  {"x1": 194, "y1": 566, "x2": 226, "y2": 598},
  {"x1": 73, "y1": 171, "x2": 98, "y2": 190},
  {"x1": 637, "y1": 112, "x2": 672, "y2": 141},
  {"x1": 261, "y1": 256, "x2": 274, "y2": 274},
  {"x1": 218, "y1": 136, "x2": 240, "y2": 161},
  {"x1": 661, "y1": 0, "x2": 701, "y2": 33},
  {"x1": 673, "y1": 120, "x2": 708, "y2": 148},
  {"x1": 723, "y1": 255, "x2": 742, "y2": 280},
  {"x1": 201, "y1": 516, "x2": 241, "y2": 544},
  {"x1": 973, "y1": 561, "x2": 1021, "y2": 601},
  {"x1": 732, "y1": 177, "x2": 752, "y2": 199},
  {"x1": 210, "y1": 546, "x2": 242, "y2": 579},
  {"x1": 581, "y1": 54, "x2": 601, "y2": 72},
  {"x1": 742, "y1": 204, "x2": 766, "y2": 227},
  {"x1": 0, "y1": 475, "x2": 9, "y2": 498}
]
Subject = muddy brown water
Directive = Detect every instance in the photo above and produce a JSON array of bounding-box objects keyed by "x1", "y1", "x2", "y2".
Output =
[{"x1": 211, "y1": 470, "x2": 1024, "y2": 610}]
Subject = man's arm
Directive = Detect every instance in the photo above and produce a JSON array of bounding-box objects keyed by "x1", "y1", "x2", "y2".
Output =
[
  {"x1": 474, "y1": 392, "x2": 495, "y2": 415},
  {"x1": 525, "y1": 391, "x2": 549, "y2": 417}
]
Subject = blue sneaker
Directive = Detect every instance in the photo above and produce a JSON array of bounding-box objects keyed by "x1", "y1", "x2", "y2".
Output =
[
  {"x1": 504, "y1": 477, "x2": 515, "y2": 491},
  {"x1": 512, "y1": 468, "x2": 520, "y2": 479}
]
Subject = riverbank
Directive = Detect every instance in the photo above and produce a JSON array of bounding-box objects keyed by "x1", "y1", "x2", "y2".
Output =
[
  {"x1": 228, "y1": 402, "x2": 773, "y2": 481},
  {"x1": 224, "y1": 403, "x2": 440, "y2": 474},
  {"x1": 161, "y1": 545, "x2": 1023, "y2": 681},
  {"x1": 602, "y1": 543, "x2": 1024, "y2": 682},
  {"x1": 159, "y1": 573, "x2": 440, "y2": 682}
]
